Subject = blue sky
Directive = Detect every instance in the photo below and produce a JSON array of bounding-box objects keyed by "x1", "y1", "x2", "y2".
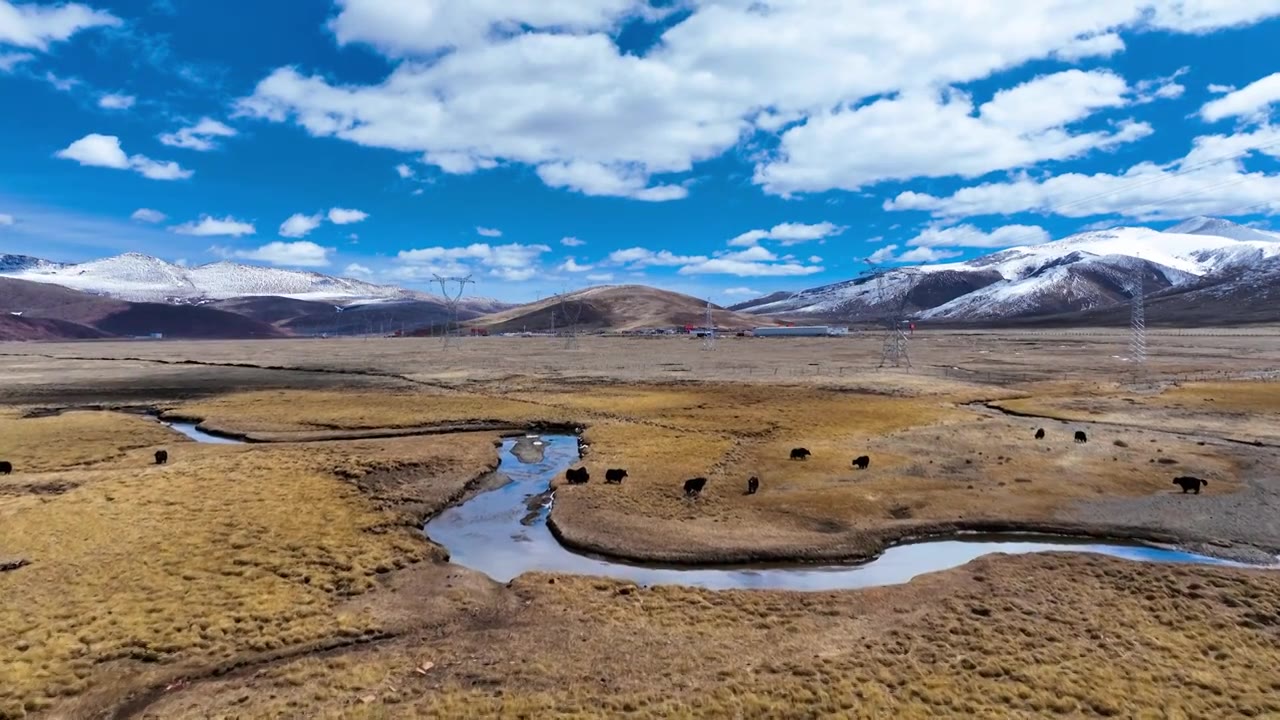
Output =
[{"x1": 2, "y1": 1, "x2": 1280, "y2": 304}]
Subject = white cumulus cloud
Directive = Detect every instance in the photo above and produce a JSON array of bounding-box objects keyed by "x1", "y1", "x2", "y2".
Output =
[
  {"x1": 170, "y1": 215, "x2": 256, "y2": 237},
  {"x1": 608, "y1": 247, "x2": 707, "y2": 268},
  {"x1": 396, "y1": 241, "x2": 551, "y2": 282},
  {"x1": 0, "y1": 0, "x2": 120, "y2": 50},
  {"x1": 677, "y1": 247, "x2": 824, "y2": 277},
  {"x1": 0, "y1": 212, "x2": 14, "y2": 226},
  {"x1": 159, "y1": 118, "x2": 237, "y2": 151},
  {"x1": 130, "y1": 208, "x2": 166, "y2": 223},
  {"x1": 55, "y1": 133, "x2": 192, "y2": 180},
  {"x1": 722, "y1": 287, "x2": 761, "y2": 297},
  {"x1": 232, "y1": 0, "x2": 1280, "y2": 201},
  {"x1": 344, "y1": 262, "x2": 373, "y2": 277},
  {"x1": 559, "y1": 257, "x2": 593, "y2": 272},
  {"x1": 0, "y1": 52, "x2": 34, "y2": 72},
  {"x1": 98, "y1": 93, "x2": 135, "y2": 110},
  {"x1": 476, "y1": 226, "x2": 502, "y2": 237},
  {"x1": 756, "y1": 70, "x2": 1147, "y2": 195},
  {"x1": 327, "y1": 207, "x2": 368, "y2": 224},
  {"x1": 728, "y1": 221, "x2": 847, "y2": 247},
  {"x1": 395, "y1": 163, "x2": 414, "y2": 178},
  {"x1": 897, "y1": 247, "x2": 963, "y2": 263},
  {"x1": 886, "y1": 125, "x2": 1280, "y2": 221},
  {"x1": 234, "y1": 241, "x2": 332, "y2": 267},
  {"x1": 906, "y1": 224, "x2": 1051, "y2": 249},
  {"x1": 279, "y1": 212, "x2": 323, "y2": 238},
  {"x1": 585, "y1": 272, "x2": 614, "y2": 283},
  {"x1": 1200, "y1": 72, "x2": 1280, "y2": 123},
  {"x1": 560, "y1": 236, "x2": 586, "y2": 247}
]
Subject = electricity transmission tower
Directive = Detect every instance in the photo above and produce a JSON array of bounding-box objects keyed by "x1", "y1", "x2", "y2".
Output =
[
  {"x1": 558, "y1": 290, "x2": 584, "y2": 349},
  {"x1": 1129, "y1": 261, "x2": 1147, "y2": 366},
  {"x1": 702, "y1": 299, "x2": 716, "y2": 351},
  {"x1": 863, "y1": 259, "x2": 922, "y2": 370},
  {"x1": 433, "y1": 274, "x2": 474, "y2": 348}
]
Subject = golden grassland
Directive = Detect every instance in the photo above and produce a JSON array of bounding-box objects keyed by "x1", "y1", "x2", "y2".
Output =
[
  {"x1": 996, "y1": 381, "x2": 1280, "y2": 445},
  {"x1": 0, "y1": 410, "x2": 177, "y2": 473},
  {"x1": 0, "y1": 412, "x2": 497, "y2": 719},
  {"x1": 140, "y1": 553, "x2": 1280, "y2": 719},
  {"x1": 167, "y1": 384, "x2": 1252, "y2": 563},
  {"x1": 2, "y1": 376, "x2": 1277, "y2": 718}
]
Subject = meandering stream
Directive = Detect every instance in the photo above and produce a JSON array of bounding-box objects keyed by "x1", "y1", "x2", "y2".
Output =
[
  {"x1": 422, "y1": 434, "x2": 1259, "y2": 591},
  {"x1": 157, "y1": 423, "x2": 1265, "y2": 590}
]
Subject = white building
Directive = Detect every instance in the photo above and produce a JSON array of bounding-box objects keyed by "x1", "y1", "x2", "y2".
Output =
[{"x1": 752, "y1": 325, "x2": 848, "y2": 337}]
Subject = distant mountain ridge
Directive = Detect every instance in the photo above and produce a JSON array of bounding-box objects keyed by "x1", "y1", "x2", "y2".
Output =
[
  {"x1": 0, "y1": 252, "x2": 423, "y2": 304},
  {"x1": 733, "y1": 217, "x2": 1280, "y2": 323}
]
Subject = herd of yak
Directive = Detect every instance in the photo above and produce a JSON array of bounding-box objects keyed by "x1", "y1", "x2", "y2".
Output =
[
  {"x1": 558, "y1": 426, "x2": 1211, "y2": 497},
  {"x1": 0, "y1": 426, "x2": 1210, "y2": 497}
]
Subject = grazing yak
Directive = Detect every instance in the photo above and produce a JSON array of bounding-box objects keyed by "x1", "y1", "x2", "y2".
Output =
[
  {"x1": 852, "y1": 455, "x2": 871, "y2": 470},
  {"x1": 790, "y1": 448, "x2": 811, "y2": 461},
  {"x1": 1074, "y1": 431, "x2": 1088, "y2": 444},
  {"x1": 746, "y1": 476, "x2": 760, "y2": 495},
  {"x1": 0, "y1": 460, "x2": 10, "y2": 475},
  {"x1": 1173, "y1": 476, "x2": 1208, "y2": 494},
  {"x1": 1034, "y1": 428, "x2": 1045, "y2": 440},
  {"x1": 605, "y1": 468, "x2": 628, "y2": 484},
  {"x1": 155, "y1": 450, "x2": 168, "y2": 465},
  {"x1": 683, "y1": 477, "x2": 708, "y2": 497},
  {"x1": 565, "y1": 467, "x2": 590, "y2": 485}
]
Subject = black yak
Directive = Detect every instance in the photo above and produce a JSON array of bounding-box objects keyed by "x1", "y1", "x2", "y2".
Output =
[
  {"x1": 683, "y1": 477, "x2": 708, "y2": 497},
  {"x1": 852, "y1": 455, "x2": 870, "y2": 470},
  {"x1": 155, "y1": 450, "x2": 168, "y2": 465},
  {"x1": 746, "y1": 476, "x2": 760, "y2": 495},
  {"x1": 1173, "y1": 476, "x2": 1208, "y2": 494},
  {"x1": 790, "y1": 448, "x2": 811, "y2": 461},
  {"x1": 565, "y1": 467, "x2": 590, "y2": 484},
  {"x1": 605, "y1": 468, "x2": 628, "y2": 484}
]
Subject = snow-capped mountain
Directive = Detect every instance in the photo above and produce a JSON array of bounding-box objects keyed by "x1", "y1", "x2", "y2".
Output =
[
  {"x1": 735, "y1": 218, "x2": 1280, "y2": 322},
  {"x1": 0, "y1": 254, "x2": 64, "y2": 275},
  {"x1": 0, "y1": 252, "x2": 421, "y2": 304}
]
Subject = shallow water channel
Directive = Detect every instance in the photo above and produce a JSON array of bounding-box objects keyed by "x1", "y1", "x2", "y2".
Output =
[
  {"x1": 164, "y1": 421, "x2": 243, "y2": 444},
  {"x1": 422, "y1": 434, "x2": 1257, "y2": 591}
]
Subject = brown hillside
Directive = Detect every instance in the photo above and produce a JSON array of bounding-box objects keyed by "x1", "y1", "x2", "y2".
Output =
[
  {"x1": 468, "y1": 285, "x2": 777, "y2": 332},
  {"x1": 0, "y1": 277, "x2": 129, "y2": 325},
  {"x1": 0, "y1": 278, "x2": 285, "y2": 340},
  {"x1": 0, "y1": 314, "x2": 111, "y2": 341}
]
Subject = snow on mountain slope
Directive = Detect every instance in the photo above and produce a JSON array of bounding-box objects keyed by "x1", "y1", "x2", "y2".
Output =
[
  {"x1": 1165, "y1": 216, "x2": 1280, "y2": 243},
  {"x1": 0, "y1": 254, "x2": 63, "y2": 275},
  {"x1": 0, "y1": 253, "x2": 418, "y2": 303},
  {"x1": 741, "y1": 218, "x2": 1280, "y2": 321}
]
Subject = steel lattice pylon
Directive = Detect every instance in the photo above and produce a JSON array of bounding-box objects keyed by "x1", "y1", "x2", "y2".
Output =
[
  {"x1": 863, "y1": 260, "x2": 921, "y2": 370},
  {"x1": 433, "y1": 274, "x2": 474, "y2": 349},
  {"x1": 702, "y1": 299, "x2": 716, "y2": 350},
  {"x1": 1129, "y1": 264, "x2": 1147, "y2": 366},
  {"x1": 559, "y1": 291, "x2": 584, "y2": 350}
]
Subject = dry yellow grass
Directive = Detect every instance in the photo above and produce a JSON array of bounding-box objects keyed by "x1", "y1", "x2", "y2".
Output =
[
  {"x1": 0, "y1": 414, "x2": 497, "y2": 719},
  {"x1": 140, "y1": 553, "x2": 1280, "y2": 719},
  {"x1": 167, "y1": 384, "x2": 1250, "y2": 565},
  {"x1": 997, "y1": 381, "x2": 1280, "y2": 445},
  {"x1": 0, "y1": 410, "x2": 176, "y2": 473},
  {"x1": 175, "y1": 389, "x2": 561, "y2": 435},
  {"x1": 4, "y1": 376, "x2": 1275, "y2": 718}
]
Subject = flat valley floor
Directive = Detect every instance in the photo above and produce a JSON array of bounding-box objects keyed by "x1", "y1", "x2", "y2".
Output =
[{"x1": 2, "y1": 330, "x2": 1280, "y2": 719}]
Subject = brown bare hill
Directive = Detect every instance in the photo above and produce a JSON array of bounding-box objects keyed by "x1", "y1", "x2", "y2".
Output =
[
  {"x1": 0, "y1": 314, "x2": 110, "y2": 341},
  {"x1": 468, "y1": 285, "x2": 776, "y2": 332},
  {"x1": 0, "y1": 276, "x2": 129, "y2": 325},
  {"x1": 0, "y1": 277, "x2": 285, "y2": 340}
]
